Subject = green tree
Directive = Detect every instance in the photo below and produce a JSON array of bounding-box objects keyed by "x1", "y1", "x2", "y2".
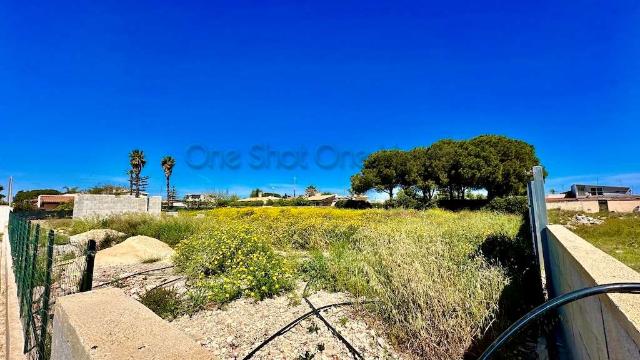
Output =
[
  {"x1": 129, "y1": 149, "x2": 147, "y2": 198},
  {"x1": 350, "y1": 149, "x2": 412, "y2": 199},
  {"x1": 87, "y1": 184, "x2": 128, "y2": 194},
  {"x1": 0, "y1": 184, "x2": 4, "y2": 203},
  {"x1": 469, "y1": 135, "x2": 543, "y2": 198},
  {"x1": 161, "y1": 156, "x2": 176, "y2": 206},
  {"x1": 408, "y1": 147, "x2": 437, "y2": 204},
  {"x1": 304, "y1": 185, "x2": 319, "y2": 197},
  {"x1": 250, "y1": 188, "x2": 263, "y2": 198}
]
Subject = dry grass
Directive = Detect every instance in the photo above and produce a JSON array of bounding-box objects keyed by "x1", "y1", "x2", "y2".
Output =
[{"x1": 51, "y1": 207, "x2": 525, "y2": 359}]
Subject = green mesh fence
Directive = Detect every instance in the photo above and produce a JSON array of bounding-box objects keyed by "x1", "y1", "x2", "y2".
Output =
[{"x1": 8, "y1": 212, "x2": 95, "y2": 360}]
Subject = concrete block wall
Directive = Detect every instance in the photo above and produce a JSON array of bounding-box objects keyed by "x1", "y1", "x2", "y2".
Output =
[
  {"x1": 545, "y1": 225, "x2": 640, "y2": 359},
  {"x1": 607, "y1": 200, "x2": 640, "y2": 213},
  {"x1": 546, "y1": 200, "x2": 599, "y2": 213},
  {"x1": 73, "y1": 194, "x2": 162, "y2": 219}
]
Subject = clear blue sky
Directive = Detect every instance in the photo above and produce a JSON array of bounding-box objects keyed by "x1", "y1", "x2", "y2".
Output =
[{"x1": 2, "y1": 1, "x2": 639, "y2": 198}]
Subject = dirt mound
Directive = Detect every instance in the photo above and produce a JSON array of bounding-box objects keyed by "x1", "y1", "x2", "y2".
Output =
[
  {"x1": 95, "y1": 235, "x2": 174, "y2": 267},
  {"x1": 70, "y1": 229, "x2": 126, "y2": 248}
]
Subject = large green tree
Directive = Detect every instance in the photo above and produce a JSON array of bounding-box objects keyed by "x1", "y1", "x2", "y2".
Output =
[
  {"x1": 350, "y1": 149, "x2": 412, "y2": 199},
  {"x1": 469, "y1": 135, "x2": 542, "y2": 198},
  {"x1": 0, "y1": 184, "x2": 5, "y2": 203},
  {"x1": 161, "y1": 156, "x2": 176, "y2": 206},
  {"x1": 407, "y1": 147, "x2": 437, "y2": 203}
]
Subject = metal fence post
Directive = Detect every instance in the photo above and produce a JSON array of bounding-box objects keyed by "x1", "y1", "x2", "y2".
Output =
[
  {"x1": 23, "y1": 224, "x2": 40, "y2": 353},
  {"x1": 80, "y1": 240, "x2": 97, "y2": 292},
  {"x1": 38, "y1": 230, "x2": 55, "y2": 360}
]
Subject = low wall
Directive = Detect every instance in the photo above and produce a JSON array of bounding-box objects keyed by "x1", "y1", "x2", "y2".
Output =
[
  {"x1": 51, "y1": 288, "x2": 211, "y2": 360},
  {"x1": 0, "y1": 206, "x2": 10, "y2": 230},
  {"x1": 1, "y1": 206, "x2": 27, "y2": 360},
  {"x1": 608, "y1": 200, "x2": 640, "y2": 213},
  {"x1": 73, "y1": 194, "x2": 162, "y2": 219},
  {"x1": 546, "y1": 200, "x2": 599, "y2": 213},
  {"x1": 545, "y1": 225, "x2": 640, "y2": 359}
]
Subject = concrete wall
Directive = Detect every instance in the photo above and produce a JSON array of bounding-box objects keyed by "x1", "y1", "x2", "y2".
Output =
[
  {"x1": 545, "y1": 225, "x2": 640, "y2": 359},
  {"x1": 73, "y1": 194, "x2": 162, "y2": 219},
  {"x1": 51, "y1": 288, "x2": 211, "y2": 360},
  {"x1": 1, "y1": 206, "x2": 27, "y2": 360},
  {"x1": 546, "y1": 200, "x2": 600, "y2": 213},
  {"x1": 607, "y1": 200, "x2": 640, "y2": 213},
  {"x1": 0, "y1": 206, "x2": 10, "y2": 231}
]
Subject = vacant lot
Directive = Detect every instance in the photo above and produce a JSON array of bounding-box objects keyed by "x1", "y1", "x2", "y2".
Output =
[
  {"x1": 548, "y1": 209, "x2": 640, "y2": 272},
  {"x1": 47, "y1": 208, "x2": 532, "y2": 359}
]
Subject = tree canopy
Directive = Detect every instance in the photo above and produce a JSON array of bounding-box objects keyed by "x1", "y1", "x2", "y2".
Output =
[
  {"x1": 350, "y1": 149, "x2": 413, "y2": 199},
  {"x1": 350, "y1": 135, "x2": 543, "y2": 201}
]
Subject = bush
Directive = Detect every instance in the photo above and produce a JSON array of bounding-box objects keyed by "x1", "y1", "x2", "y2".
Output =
[
  {"x1": 69, "y1": 214, "x2": 199, "y2": 247},
  {"x1": 334, "y1": 199, "x2": 372, "y2": 209},
  {"x1": 484, "y1": 196, "x2": 528, "y2": 215},
  {"x1": 139, "y1": 287, "x2": 183, "y2": 320},
  {"x1": 229, "y1": 200, "x2": 264, "y2": 207},
  {"x1": 174, "y1": 223, "x2": 295, "y2": 303}
]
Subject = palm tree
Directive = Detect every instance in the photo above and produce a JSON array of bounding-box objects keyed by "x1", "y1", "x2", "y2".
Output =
[
  {"x1": 126, "y1": 170, "x2": 134, "y2": 195},
  {"x1": 161, "y1": 156, "x2": 176, "y2": 207},
  {"x1": 129, "y1": 149, "x2": 147, "y2": 197}
]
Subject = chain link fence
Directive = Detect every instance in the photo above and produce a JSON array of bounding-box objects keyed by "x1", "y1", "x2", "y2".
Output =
[{"x1": 8, "y1": 212, "x2": 96, "y2": 360}]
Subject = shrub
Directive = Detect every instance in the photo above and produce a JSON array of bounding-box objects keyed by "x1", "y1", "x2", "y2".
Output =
[
  {"x1": 139, "y1": 287, "x2": 183, "y2": 320},
  {"x1": 334, "y1": 199, "x2": 372, "y2": 209},
  {"x1": 69, "y1": 214, "x2": 199, "y2": 247},
  {"x1": 484, "y1": 196, "x2": 529, "y2": 215},
  {"x1": 229, "y1": 200, "x2": 264, "y2": 207},
  {"x1": 174, "y1": 223, "x2": 295, "y2": 303}
]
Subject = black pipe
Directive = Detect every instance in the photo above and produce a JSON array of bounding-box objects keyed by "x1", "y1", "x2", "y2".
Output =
[
  {"x1": 303, "y1": 297, "x2": 364, "y2": 360},
  {"x1": 93, "y1": 265, "x2": 175, "y2": 288},
  {"x1": 242, "y1": 301, "x2": 364, "y2": 360},
  {"x1": 478, "y1": 282, "x2": 640, "y2": 360}
]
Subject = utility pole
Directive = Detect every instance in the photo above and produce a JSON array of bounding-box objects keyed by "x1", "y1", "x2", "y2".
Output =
[
  {"x1": 7, "y1": 176, "x2": 13, "y2": 205},
  {"x1": 293, "y1": 176, "x2": 297, "y2": 197}
]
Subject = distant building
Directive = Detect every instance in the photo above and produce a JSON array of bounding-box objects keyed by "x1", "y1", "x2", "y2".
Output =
[
  {"x1": 569, "y1": 184, "x2": 631, "y2": 198},
  {"x1": 237, "y1": 194, "x2": 281, "y2": 204},
  {"x1": 306, "y1": 194, "x2": 336, "y2": 206},
  {"x1": 546, "y1": 183, "x2": 639, "y2": 213},
  {"x1": 37, "y1": 194, "x2": 76, "y2": 211}
]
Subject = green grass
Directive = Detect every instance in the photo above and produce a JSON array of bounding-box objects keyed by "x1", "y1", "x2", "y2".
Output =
[{"x1": 548, "y1": 209, "x2": 640, "y2": 272}]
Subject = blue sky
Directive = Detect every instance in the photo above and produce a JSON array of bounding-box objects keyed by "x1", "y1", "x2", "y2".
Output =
[{"x1": 2, "y1": 1, "x2": 639, "y2": 198}]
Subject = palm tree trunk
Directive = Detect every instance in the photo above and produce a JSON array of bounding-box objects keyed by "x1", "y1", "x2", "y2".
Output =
[{"x1": 166, "y1": 176, "x2": 171, "y2": 207}]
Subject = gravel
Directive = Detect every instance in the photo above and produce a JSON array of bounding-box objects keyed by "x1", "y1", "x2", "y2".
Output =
[
  {"x1": 172, "y1": 284, "x2": 407, "y2": 360},
  {"x1": 92, "y1": 263, "x2": 407, "y2": 360}
]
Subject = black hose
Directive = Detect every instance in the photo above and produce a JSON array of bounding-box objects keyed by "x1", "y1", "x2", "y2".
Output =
[
  {"x1": 242, "y1": 301, "x2": 372, "y2": 360},
  {"x1": 478, "y1": 282, "x2": 640, "y2": 360},
  {"x1": 93, "y1": 265, "x2": 175, "y2": 288},
  {"x1": 302, "y1": 279, "x2": 364, "y2": 359},
  {"x1": 303, "y1": 297, "x2": 364, "y2": 360},
  {"x1": 146, "y1": 276, "x2": 186, "y2": 292}
]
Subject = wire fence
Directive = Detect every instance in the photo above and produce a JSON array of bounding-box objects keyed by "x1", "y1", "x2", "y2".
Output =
[{"x1": 8, "y1": 212, "x2": 96, "y2": 360}]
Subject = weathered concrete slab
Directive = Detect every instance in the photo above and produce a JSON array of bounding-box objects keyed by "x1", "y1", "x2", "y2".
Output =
[{"x1": 51, "y1": 288, "x2": 211, "y2": 360}]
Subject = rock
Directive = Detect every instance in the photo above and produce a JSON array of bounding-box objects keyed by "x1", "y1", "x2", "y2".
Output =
[
  {"x1": 70, "y1": 229, "x2": 127, "y2": 249},
  {"x1": 94, "y1": 235, "x2": 174, "y2": 267},
  {"x1": 570, "y1": 214, "x2": 604, "y2": 226}
]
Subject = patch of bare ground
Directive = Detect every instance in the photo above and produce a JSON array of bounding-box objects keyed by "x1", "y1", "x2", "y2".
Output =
[{"x1": 172, "y1": 284, "x2": 408, "y2": 360}]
